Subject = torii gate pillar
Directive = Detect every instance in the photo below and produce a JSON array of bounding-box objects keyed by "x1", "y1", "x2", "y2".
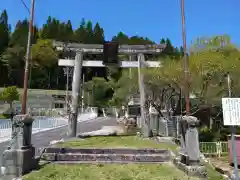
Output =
[
  {"x1": 68, "y1": 52, "x2": 83, "y2": 137},
  {"x1": 137, "y1": 53, "x2": 152, "y2": 137}
]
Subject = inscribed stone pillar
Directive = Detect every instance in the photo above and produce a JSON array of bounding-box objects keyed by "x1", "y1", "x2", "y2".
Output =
[
  {"x1": 179, "y1": 115, "x2": 200, "y2": 165},
  {"x1": 1, "y1": 114, "x2": 37, "y2": 179}
]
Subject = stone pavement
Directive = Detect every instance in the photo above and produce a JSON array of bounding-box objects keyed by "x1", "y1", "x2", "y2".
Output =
[{"x1": 0, "y1": 117, "x2": 117, "y2": 165}]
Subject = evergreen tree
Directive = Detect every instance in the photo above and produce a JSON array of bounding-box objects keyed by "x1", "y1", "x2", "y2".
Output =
[
  {"x1": 0, "y1": 9, "x2": 182, "y2": 91},
  {"x1": 0, "y1": 10, "x2": 9, "y2": 53}
]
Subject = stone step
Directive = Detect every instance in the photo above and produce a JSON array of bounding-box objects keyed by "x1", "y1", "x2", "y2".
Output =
[
  {"x1": 52, "y1": 161, "x2": 169, "y2": 164},
  {"x1": 42, "y1": 153, "x2": 170, "y2": 163},
  {"x1": 43, "y1": 147, "x2": 169, "y2": 155}
]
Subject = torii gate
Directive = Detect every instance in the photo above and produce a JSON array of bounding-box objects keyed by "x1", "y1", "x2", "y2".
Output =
[{"x1": 53, "y1": 41, "x2": 165, "y2": 137}]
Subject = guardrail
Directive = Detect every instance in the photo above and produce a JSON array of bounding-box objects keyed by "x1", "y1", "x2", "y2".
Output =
[
  {"x1": 0, "y1": 117, "x2": 68, "y2": 141},
  {"x1": 0, "y1": 107, "x2": 98, "y2": 142}
]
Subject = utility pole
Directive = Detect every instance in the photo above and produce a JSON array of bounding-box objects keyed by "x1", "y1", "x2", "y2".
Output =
[
  {"x1": 21, "y1": 0, "x2": 35, "y2": 114},
  {"x1": 180, "y1": 0, "x2": 190, "y2": 115}
]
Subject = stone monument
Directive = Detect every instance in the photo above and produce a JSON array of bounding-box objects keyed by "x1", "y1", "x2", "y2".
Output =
[
  {"x1": 173, "y1": 115, "x2": 207, "y2": 178},
  {"x1": 1, "y1": 114, "x2": 38, "y2": 179}
]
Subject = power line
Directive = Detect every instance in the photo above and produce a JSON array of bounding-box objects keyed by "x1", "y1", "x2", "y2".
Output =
[{"x1": 19, "y1": 0, "x2": 30, "y2": 14}]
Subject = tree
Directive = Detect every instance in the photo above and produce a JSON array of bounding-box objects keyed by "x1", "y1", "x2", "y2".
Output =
[
  {"x1": 0, "y1": 86, "x2": 19, "y2": 109},
  {"x1": 1, "y1": 45, "x2": 25, "y2": 86},
  {"x1": 143, "y1": 59, "x2": 183, "y2": 116},
  {"x1": 84, "y1": 77, "x2": 113, "y2": 108},
  {"x1": 73, "y1": 18, "x2": 86, "y2": 43},
  {"x1": 0, "y1": 10, "x2": 10, "y2": 86},
  {"x1": 189, "y1": 35, "x2": 240, "y2": 106},
  {"x1": 31, "y1": 39, "x2": 58, "y2": 88},
  {"x1": 9, "y1": 19, "x2": 37, "y2": 46},
  {"x1": 93, "y1": 23, "x2": 104, "y2": 44},
  {"x1": 0, "y1": 9, "x2": 183, "y2": 92},
  {"x1": 109, "y1": 69, "x2": 139, "y2": 107},
  {"x1": 0, "y1": 10, "x2": 9, "y2": 53}
]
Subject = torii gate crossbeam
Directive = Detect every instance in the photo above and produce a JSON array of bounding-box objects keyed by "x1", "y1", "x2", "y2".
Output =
[{"x1": 58, "y1": 59, "x2": 162, "y2": 68}]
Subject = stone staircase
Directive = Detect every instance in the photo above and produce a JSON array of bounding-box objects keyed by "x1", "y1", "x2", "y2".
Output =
[{"x1": 42, "y1": 147, "x2": 171, "y2": 164}]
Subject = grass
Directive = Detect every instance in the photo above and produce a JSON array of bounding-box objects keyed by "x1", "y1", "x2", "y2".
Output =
[
  {"x1": 23, "y1": 136, "x2": 191, "y2": 180},
  {"x1": 0, "y1": 114, "x2": 7, "y2": 119},
  {"x1": 57, "y1": 136, "x2": 178, "y2": 151},
  {"x1": 23, "y1": 136, "x2": 225, "y2": 180},
  {"x1": 217, "y1": 154, "x2": 229, "y2": 163},
  {"x1": 0, "y1": 87, "x2": 69, "y2": 96},
  {"x1": 204, "y1": 163, "x2": 225, "y2": 180},
  {"x1": 23, "y1": 163, "x2": 200, "y2": 180}
]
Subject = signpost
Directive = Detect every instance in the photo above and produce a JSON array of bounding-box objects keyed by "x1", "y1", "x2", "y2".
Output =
[{"x1": 222, "y1": 74, "x2": 239, "y2": 180}]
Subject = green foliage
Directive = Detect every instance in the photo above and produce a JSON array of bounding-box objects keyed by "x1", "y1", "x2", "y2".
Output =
[
  {"x1": 0, "y1": 86, "x2": 19, "y2": 103},
  {"x1": 109, "y1": 69, "x2": 138, "y2": 107},
  {"x1": 0, "y1": 10, "x2": 9, "y2": 53},
  {"x1": 199, "y1": 126, "x2": 240, "y2": 142},
  {"x1": 1, "y1": 45, "x2": 25, "y2": 68},
  {"x1": 31, "y1": 39, "x2": 58, "y2": 68},
  {"x1": 199, "y1": 126, "x2": 217, "y2": 142},
  {"x1": 140, "y1": 35, "x2": 240, "y2": 117},
  {"x1": 84, "y1": 77, "x2": 112, "y2": 108},
  {"x1": 0, "y1": 9, "x2": 181, "y2": 89},
  {"x1": 189, "y1": 35, "x2": 240, "y2": 105}
]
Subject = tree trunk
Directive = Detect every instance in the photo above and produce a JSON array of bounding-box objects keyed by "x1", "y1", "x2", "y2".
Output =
[{"x1": 48, "y1": 71, "x2": 51, "y2": 89}]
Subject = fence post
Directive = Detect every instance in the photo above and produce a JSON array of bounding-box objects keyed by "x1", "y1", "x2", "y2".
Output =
[
  {"x1": 219, "y1": 142, "x2": 222, "y2": 157},
  {"x1": 176, "y1": 117, "x2": 179, "y2": 138},
  {"x1": 216, "y1": 142, "x2": 221, "y2": 157}
]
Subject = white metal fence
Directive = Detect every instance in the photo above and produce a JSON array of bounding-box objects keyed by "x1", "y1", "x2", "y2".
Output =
[
  {"x1": 102, "y1": 107, "x2": 118, "y2": 117},
  {"x1": 199, "y1": 142, "x2": 228, "y2": 157},
  {"x1": 0, "y1": 107, "x2": 98, "y2": 142},
  {"x1": 0, "y1": 116, "x2": 68, "y2": 142}
]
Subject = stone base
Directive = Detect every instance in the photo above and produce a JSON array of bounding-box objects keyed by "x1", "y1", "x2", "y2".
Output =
[
  {"x1": 42, "y1": 153, "x2": 170, "y2": 163},
  {"x1": 173, "y1": 156, "x2": 207, "y2": 179},
  {"x1": 43, "y1": 147, "x2": 169, "y2": 155},
  {"x1": 141, "y1": 124, "x2": 153, "y2": 138},
  {"x1": 41, "y1": 147, "x2": 171, "y2": 164},
  {"x1": 1, "y1": 147, "x2": 38, "y2": 177}
]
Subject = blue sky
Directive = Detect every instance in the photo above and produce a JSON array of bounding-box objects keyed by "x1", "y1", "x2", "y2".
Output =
[{"x1": 1, "y1": 0, "x2": 239, "y2": 47}]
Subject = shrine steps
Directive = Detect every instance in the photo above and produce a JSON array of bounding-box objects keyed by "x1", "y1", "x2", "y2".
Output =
[{"x1": 41, "y1": 148, "x2": 171, "y2": 164}]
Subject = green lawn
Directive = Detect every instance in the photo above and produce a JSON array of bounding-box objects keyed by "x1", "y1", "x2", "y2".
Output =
[
  {"x1": 23, "y1": 136, "x2": 224, "y2": 180},
  {"x1": 0, "y1": 114, "x2": 7, "y2": 119},
  {"x1": 0, "y1": 87, "x2": 69, "y2": 96},
  {"x1": 24, "y1": 163, "x2": 200, "y2": 180},
  {"x1": 204, "y1": 163, "x2": 225, "y2": 180},
  {"x1": 57, "y1": 136, "x2": 178, "y2": 151}
]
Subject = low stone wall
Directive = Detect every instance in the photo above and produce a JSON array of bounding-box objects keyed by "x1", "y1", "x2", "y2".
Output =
[{"x1": 41, "y1": 147, "x2": 171, "y2": 164}]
